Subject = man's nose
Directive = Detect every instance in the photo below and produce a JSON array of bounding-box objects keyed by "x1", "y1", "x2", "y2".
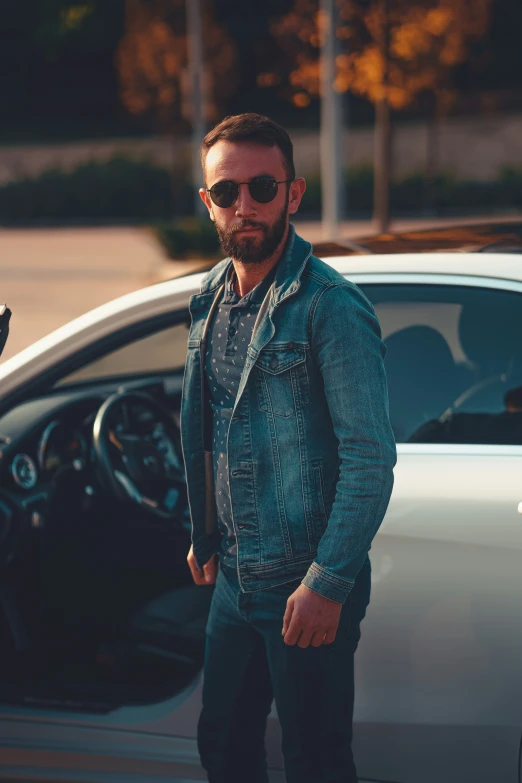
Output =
[{"x1": 235, "y1": 183, "x2": 257, "y2": 217}]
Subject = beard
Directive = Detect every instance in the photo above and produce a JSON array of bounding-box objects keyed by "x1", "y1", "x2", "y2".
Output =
[{"x1": 214, "y1": 192, "x2": 289, "y2": 264}]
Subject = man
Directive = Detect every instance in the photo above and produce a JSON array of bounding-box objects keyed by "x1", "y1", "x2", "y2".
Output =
[{"x1": 180, "y1": 113, "x2": 396, "y2": 783}]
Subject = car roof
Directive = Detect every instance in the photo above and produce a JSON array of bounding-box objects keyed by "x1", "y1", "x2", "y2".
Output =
[
  {"x1": 160, "y1": 251, "x2": 522, "y2": 288},
  {"x1": 324, "y1": 251, "x2": 522, "y2": 284}
]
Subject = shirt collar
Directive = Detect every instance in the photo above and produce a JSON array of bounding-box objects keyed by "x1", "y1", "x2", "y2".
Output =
[
  {"x1": 197, "y1": 223, "x2": 313, "y2": 308},
  {"x1": 224, "y1": 258, "x2": 279, "y2": 305}
]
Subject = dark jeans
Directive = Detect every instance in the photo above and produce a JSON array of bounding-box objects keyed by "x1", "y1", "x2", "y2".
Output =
[{"x1": 197, "y1": 561, "x2": 371, "y2": 783}]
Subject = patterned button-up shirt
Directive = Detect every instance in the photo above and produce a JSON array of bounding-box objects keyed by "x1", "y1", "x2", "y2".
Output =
[{"x1": 205, "y1": 260, "x2": 277, "y2": 577}]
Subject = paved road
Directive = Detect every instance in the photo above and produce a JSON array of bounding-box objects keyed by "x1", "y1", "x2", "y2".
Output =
[
  {"x1": 1, "y1": 214, "x2": 516, "y2": 363},
  {"x1": 0, "y1": 227, "x2": 174, "y2": 362}
]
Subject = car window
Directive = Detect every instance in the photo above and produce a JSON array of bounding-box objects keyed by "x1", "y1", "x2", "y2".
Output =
[
  {"x1": 54, "y1": 321, "x2": 189, "y2": 387},
  {"x1": 358, "y1": 284, "x2": 522, "y2": 445}
]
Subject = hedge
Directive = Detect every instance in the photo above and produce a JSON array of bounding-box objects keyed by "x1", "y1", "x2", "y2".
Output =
[
  {"x1": 0, "y1": 155, "x2": 193, "y2": 224},
  {"x1": 300, "y1": 166, "x2": 522, "y2": 216},
  {"x1": 0, "y1": 156, "x2": 520, "y2": 232},
  {"x1": 153, "y1": 216, "x2": 221, "y2": 259}
]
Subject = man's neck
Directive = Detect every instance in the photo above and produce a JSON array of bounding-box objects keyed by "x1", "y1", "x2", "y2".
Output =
[{"x1": 231, "y1": 225, "x2": 289, "y2": 298}]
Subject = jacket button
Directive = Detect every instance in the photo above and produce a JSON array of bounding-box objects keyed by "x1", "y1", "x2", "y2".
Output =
[{"x1": 270, "y1": 356, "x2": 278, "y2": 368}]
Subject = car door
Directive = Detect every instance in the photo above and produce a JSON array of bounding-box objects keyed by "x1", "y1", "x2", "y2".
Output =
[
  {"x1": 0, "y1": 280, "x2": 288, "y2": 781},
  {"x1": 350, "y1": 274, "x2": 522, "y2": 783},
  {"x1": 0, "y1": 305, "x2": 219, "y2": 780}
]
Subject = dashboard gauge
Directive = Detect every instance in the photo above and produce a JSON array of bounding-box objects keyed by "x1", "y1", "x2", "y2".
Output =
[
  {"x1": 38, "y1": 420, "x2": 88, "y2": 475},
  {"x1": 11, "y1": 453, "x2": 38, "y2": 490}
]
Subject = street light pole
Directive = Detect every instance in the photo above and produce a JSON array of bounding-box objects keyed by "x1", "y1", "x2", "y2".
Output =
[
  {"x1": 320, "y1": 0, "x2": 345, "y2": 240},
  {"x1": 373, "y1": 0, "x2": 390, "y2": 234},
  {"x1": 186, "y1": 0, "x2": 206, "y2": 216}
]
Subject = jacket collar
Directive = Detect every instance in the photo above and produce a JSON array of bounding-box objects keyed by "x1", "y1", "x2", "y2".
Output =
[{"x1": 198, "y1": 223, "x2": 312, "y2": 307}]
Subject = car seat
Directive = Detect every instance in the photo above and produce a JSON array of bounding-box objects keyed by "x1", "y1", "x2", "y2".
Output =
[{"x1": 384, "y1": 325, "x2": 459, "y2": 442}]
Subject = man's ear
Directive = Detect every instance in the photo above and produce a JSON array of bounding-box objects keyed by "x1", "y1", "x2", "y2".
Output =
[
  {"x1": 199, "y1": 188, "x2": 215, "y2": 221},
  {"x1": 288, "y1": 177, "x2": 306, "y2": 216}
]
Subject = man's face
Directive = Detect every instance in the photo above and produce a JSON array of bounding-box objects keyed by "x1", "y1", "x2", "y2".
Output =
[{"x1": 200, "y1": 140, "x2": 305, "y2": 264}]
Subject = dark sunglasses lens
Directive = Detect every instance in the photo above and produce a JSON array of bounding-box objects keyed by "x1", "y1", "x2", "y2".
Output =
[
  {"x1": 210, "y1": 181, "x2": 238, "y2": 208},
  {"x1": 249, "y1": 177, "x2": 278, "y2": 203}
]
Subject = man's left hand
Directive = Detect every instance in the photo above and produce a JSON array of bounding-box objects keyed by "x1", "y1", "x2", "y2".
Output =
[{"x1": 282, "y1": 584, "x2": 342, "y2": 648}]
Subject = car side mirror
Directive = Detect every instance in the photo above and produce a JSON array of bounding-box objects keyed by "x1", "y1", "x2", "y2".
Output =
[{"x1": 0, "y1": 304, "x2": 12, "y2": 358}]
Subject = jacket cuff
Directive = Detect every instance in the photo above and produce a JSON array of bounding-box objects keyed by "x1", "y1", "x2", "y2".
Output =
[
  {"x1": 193, "y1": 531, "x2": 222, "y2": 571},
  {"x1": 302, "y1": 561, "x2": 354, "y2": 604}
]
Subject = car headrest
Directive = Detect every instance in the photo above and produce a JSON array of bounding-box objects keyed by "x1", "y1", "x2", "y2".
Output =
[{"x1": 384, "y1": 325, "x2": 457, "y2": 440}]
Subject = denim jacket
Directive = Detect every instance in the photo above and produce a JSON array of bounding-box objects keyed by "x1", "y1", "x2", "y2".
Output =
[{"x1": 180, "y1": 224, "x2": 396, "y2": 604}]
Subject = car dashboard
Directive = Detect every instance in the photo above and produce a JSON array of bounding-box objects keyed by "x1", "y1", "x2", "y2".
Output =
[
  {"x1": 0, "y1": 376, "x2": 180, "y2": 552},
  {"x1": 6, "y1": 405, "x2": 97, "y2": 494}
]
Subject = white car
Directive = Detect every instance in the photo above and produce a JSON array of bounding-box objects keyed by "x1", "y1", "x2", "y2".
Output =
[{"x1": 1, "y1": 244, "x2": 522, "y2": 783}]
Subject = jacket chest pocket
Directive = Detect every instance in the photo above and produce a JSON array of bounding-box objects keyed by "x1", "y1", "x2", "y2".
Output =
[{"x1": 253, "y1": 344, "x2": 310, "y2": 418}]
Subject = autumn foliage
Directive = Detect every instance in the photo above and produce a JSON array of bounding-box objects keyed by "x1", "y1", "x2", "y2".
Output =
[
  {"x1": 116, "y1": 0, "x2": 237, "y2": 130},
  {"x1": 262, "y1": 0, "x2": 492, "y2": 113}
]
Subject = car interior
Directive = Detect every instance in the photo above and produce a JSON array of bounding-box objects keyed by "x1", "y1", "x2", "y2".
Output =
[
  {"x1": 368, "y1": 284, "x2": 522, "y2": 445},
  {"x1": 0, "y1": 313, "x2": 214, "y2": 714}
]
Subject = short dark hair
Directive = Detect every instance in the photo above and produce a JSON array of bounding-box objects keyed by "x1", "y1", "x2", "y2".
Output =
[{"x1": 200, "y1": 113, "x2": 295, "y2": 182}]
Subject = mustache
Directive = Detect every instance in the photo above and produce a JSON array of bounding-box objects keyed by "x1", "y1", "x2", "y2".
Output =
[{"x1": 231, "y1": 220, "x2": 267, "y2": 233}]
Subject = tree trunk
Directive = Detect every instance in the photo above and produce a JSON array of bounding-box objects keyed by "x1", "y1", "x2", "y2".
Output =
[{"x1": 373, "y1": 96, "x2": 391, "y2": 233}]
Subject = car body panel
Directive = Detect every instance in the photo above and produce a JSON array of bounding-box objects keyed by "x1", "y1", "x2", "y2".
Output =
[{"x1": 353, "y1": 447, "x2": 522, "y2": 781}]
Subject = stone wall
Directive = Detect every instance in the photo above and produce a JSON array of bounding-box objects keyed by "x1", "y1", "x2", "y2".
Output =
[{"x1": 292, "y1": 112, "x2": 522, "y2": 180}]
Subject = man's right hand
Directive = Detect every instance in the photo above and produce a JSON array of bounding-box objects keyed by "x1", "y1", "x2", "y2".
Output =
[{"x1": 187, "y1": 544, "x2": 218, "y2": 585}]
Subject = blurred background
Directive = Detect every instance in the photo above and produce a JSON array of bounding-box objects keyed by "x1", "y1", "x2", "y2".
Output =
[{"x1": 1, "y1": 0, "x2": 521, "y2": 360}]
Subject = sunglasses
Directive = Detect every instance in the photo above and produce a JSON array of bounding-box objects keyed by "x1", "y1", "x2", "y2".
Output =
[{"x1": 206, "y1": 176, "x2": 292, "y2": 209}]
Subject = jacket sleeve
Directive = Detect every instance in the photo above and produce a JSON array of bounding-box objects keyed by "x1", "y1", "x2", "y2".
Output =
[{"x1": 301, "y1": 282, "x2": 397, "y2": 604}]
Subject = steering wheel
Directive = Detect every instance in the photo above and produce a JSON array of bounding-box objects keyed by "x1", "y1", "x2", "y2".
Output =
[{"x1": 92, "y1": 390, "x2": 187, "y2": 520}]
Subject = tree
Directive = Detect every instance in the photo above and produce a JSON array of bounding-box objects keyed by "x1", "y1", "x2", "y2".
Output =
[
  {"x1": 263, "y1": 0, "x2": 492, "y2": 231},
  {"x1": 115, "y1": 0, "x2": 237, "y2": 142}
]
